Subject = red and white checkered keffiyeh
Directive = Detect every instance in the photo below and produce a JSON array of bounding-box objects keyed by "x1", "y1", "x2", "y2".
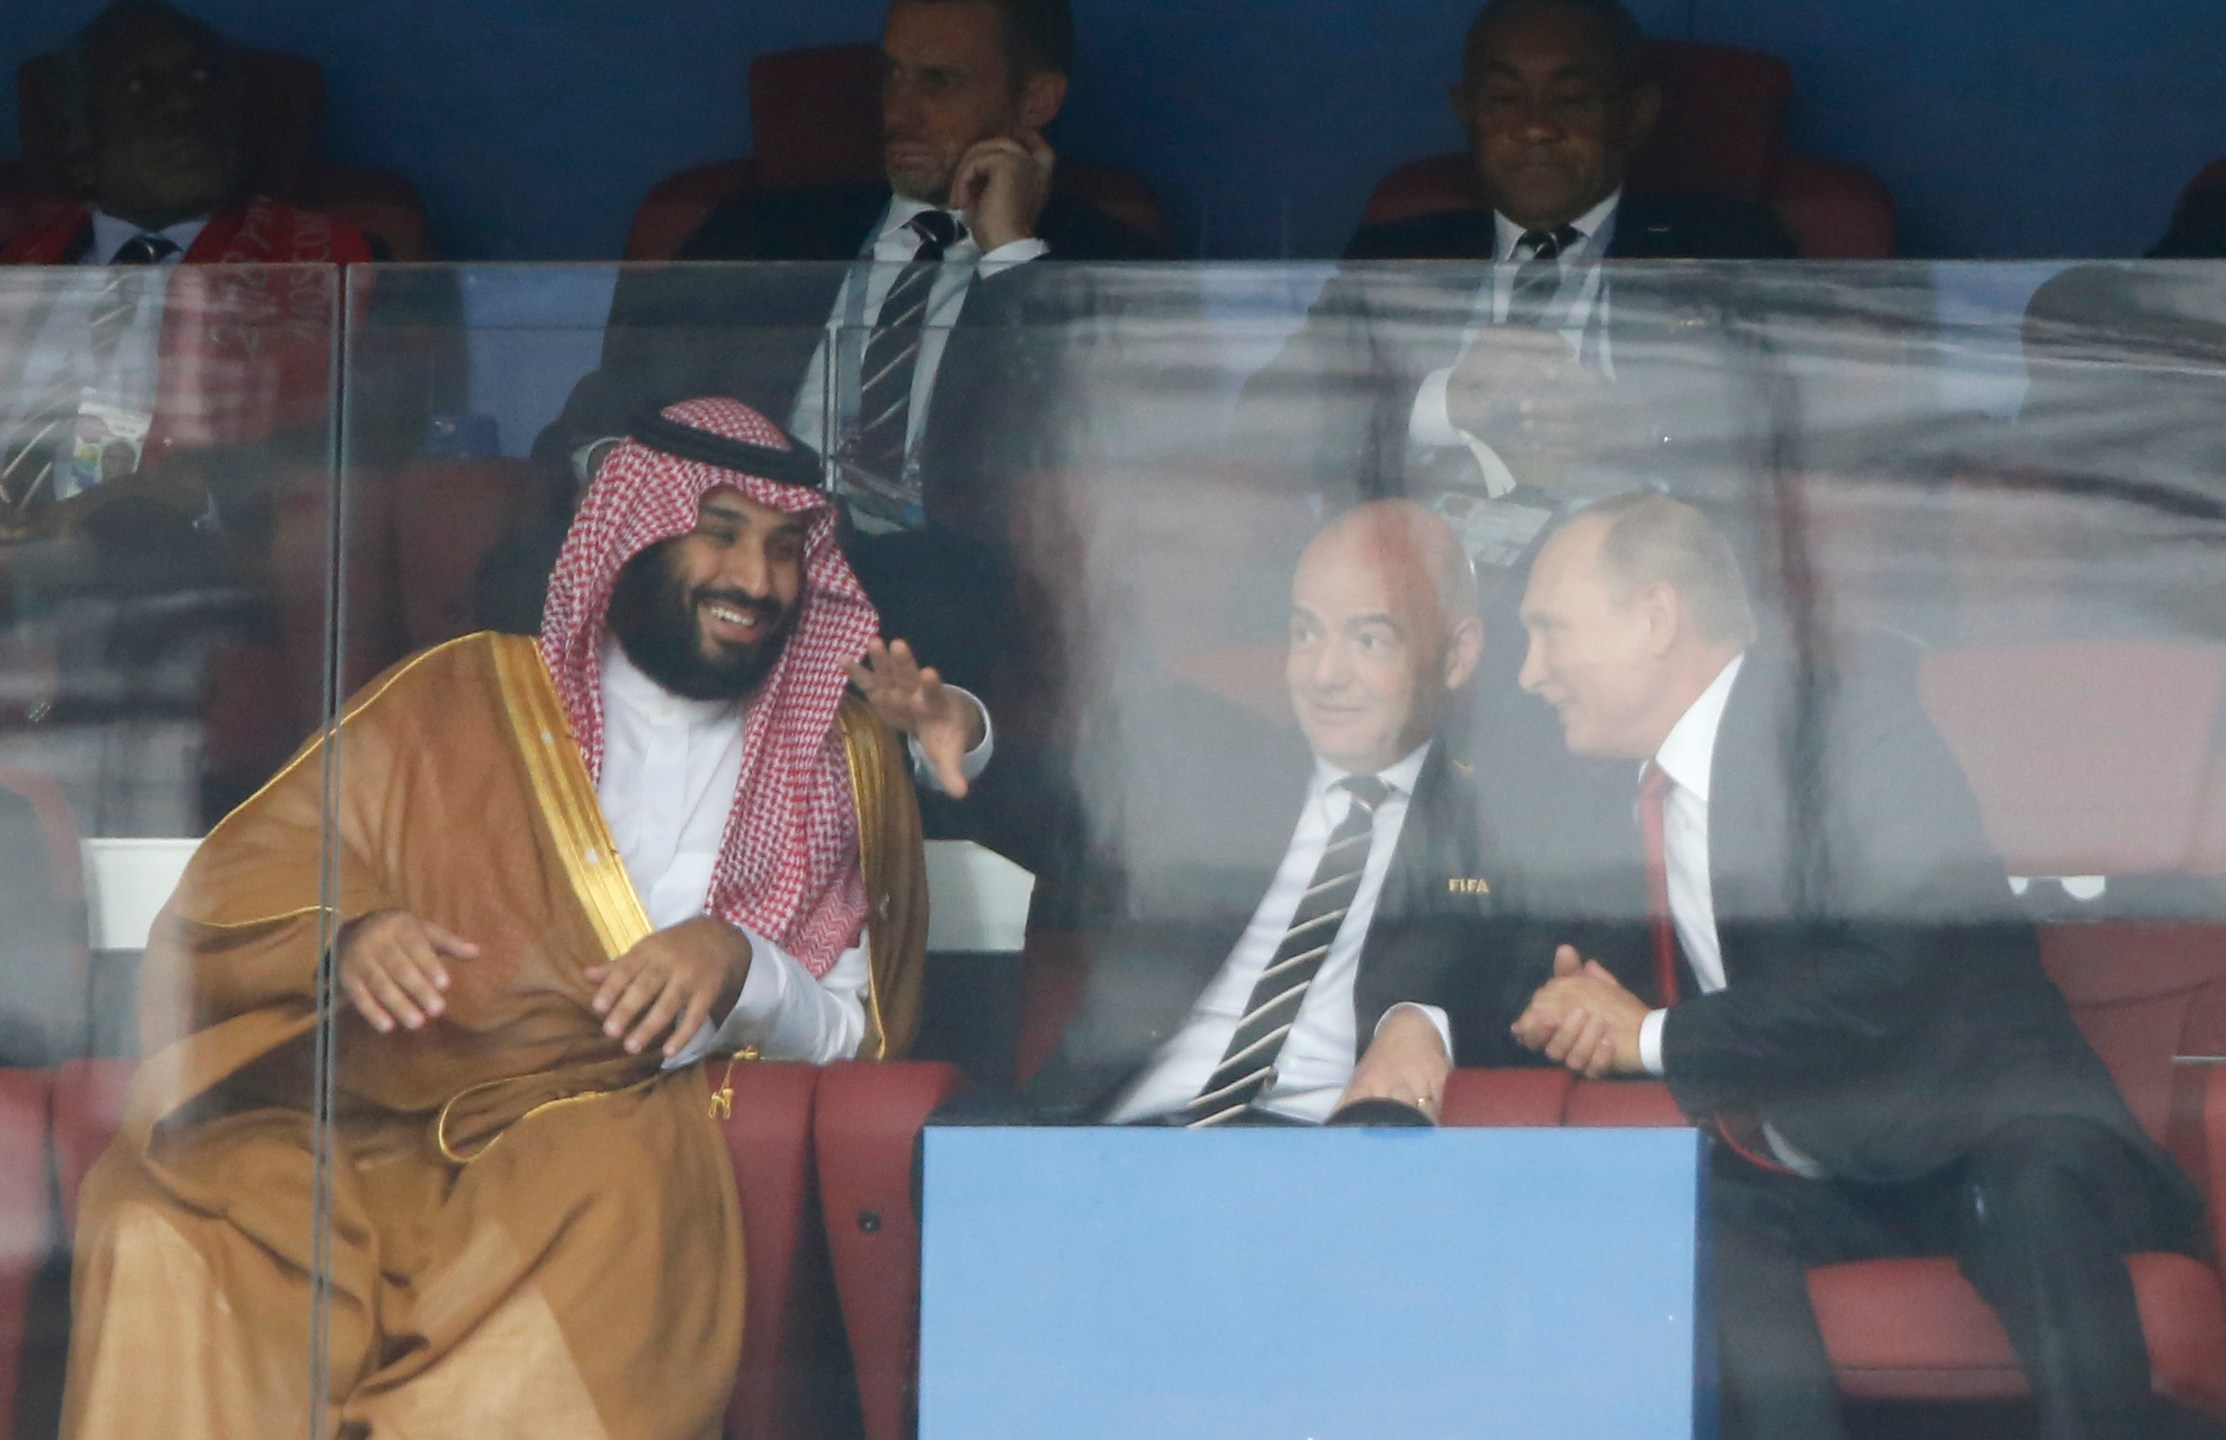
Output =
[{"x1": 539, "y1": 397, "x2": 880, "y2": 976}]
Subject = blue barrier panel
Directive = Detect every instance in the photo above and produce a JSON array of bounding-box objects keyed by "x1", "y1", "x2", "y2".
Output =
[{"x1": 921, "y1": 1126, "x2": 1711, "y2": 1440}]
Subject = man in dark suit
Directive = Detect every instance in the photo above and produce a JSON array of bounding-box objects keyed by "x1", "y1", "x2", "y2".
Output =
[
  {"x1": 1239, "y1": 0, "x2": 1792, "y2": 530},
  {"x1": 537, "y1": 0, "x2": 1160, "y2": 561},
  {"x1": 1015, "y1": 501, "x2": 1537, "y2": 1125},
  {"x1": 1508, "y1": 493, "x2": 2210, "y2": 1440}
]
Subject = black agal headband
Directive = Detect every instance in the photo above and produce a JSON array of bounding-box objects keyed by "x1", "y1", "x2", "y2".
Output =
[{"x1": 627, "y1": 409, "x2": 829, "y2": 491}]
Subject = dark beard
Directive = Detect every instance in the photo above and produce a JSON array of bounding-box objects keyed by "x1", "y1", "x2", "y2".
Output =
[{"x1": 606, "y1": 541, "x2": 796, "y2": 702}]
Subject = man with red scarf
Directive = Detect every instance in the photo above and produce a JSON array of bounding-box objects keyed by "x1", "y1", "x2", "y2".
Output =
[
  {"x1": 1, "y1": 1, "x2": 371, "y2": 540},
  {"x1": 60, "y1": 397, "x2": 977, "y2": 1438}
]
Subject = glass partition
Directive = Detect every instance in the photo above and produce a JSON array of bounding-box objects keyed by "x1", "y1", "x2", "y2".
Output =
[
  {"x1": 308, "y1": 254, "x2": 2226, "y2": 1435},
  {"x1": 0, "y1": 262, "x2": 344, "y2": 1435},
  {"x1": 10, "y1": 254, "x2": 2209, "y2": 1435}
]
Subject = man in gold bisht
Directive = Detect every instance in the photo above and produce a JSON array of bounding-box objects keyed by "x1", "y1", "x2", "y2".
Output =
[{"x1": 61, "y1": 396, "x2": 989, "y2": 1438}]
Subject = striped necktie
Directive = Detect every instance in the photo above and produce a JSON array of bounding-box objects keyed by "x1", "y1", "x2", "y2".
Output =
[
  {"x1": 852, "y1": 210, "x2": 961, "y2": 486},
  {"x1": 1, "y1": 232, "x2": 181, "y2": 524},
  {"x1": 1184, "y1": 773, "x2": 1394, "y2": 1127},
  {"x1": 1505, "y1": 223, "x2": 1580, "y2": 327}
]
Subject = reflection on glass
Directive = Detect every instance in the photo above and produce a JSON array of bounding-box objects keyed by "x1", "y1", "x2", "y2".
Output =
[{"x1": 0, "y1": 257, "x2": 2219, "y2": 1437}]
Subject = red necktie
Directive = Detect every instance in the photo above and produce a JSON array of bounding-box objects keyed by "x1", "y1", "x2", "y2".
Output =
[{"x1": 1638, "y1": 762, "x2": 1681, "y2": 1006}]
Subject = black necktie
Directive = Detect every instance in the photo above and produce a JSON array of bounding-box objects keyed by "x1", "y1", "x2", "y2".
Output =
[
  {"x1": 111, "y1": 233, "x2": 180, "y2": 266},
  {"x1": 1184, "y1": 774, "x2": 1394, "y2": 1127},
  {"x1": 1, "y1": 233, "x2": 181, "y2": 522},
  {"x1": 852, "y1": 210, "x2": 961, "y2": 484},
  {"x1": 1505, "y1": 224, "x2": 1581, "y2": 327}
]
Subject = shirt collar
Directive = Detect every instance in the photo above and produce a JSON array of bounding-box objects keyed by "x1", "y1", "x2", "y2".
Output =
[
  {"x1": 882, "y1": 194, "x2": 969, "y2": 248},
  {"x1": 1492, "y1": 187, "x2": 1622, "y2": 263},
  {"x1": 598, "y1": 636, "x2": 743, "y2": 732},
  {"x1": 1649, "y1": 650, "x2": 1745, "y2": 804},
  {"x1": 88, "y1": 209, "x2": 208, "y2": 264},
  {"x1": 1311, "y1": 737, "x2": 1433, "y2": 805}
]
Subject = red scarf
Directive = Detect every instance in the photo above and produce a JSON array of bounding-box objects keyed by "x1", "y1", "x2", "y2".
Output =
[
  {"x1": 539, "y1": 398, "x2": 882, "y2": 976},
  {"x1": 1, "y1": 196, "x2": 371, "y2": 459}
]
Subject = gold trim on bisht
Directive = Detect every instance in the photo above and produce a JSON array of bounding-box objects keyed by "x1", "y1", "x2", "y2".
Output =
[
  {"x1": 488, "y1": 633, "x2": 652, "y2": 958},
  {"x1": 837, "y1": 693, "x2": 928, "y2": 1062}
]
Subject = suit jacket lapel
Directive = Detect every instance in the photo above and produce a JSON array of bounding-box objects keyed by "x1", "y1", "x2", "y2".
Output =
[{"x1": 1707, "y1": 648, "x2": 1804, "y2": 980}]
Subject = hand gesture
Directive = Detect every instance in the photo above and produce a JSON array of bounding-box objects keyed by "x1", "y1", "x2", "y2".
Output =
[
  {"x1": 1334, "y1": 1006, "x2": 1452, "y2": 1121},
  {"x1": 844, "y1": 637, "x2": 986, "y2": 797},
  {"x1": 584, "y1": 915, "x2": 753, "y2": 1060},
  {"x1": 951, "y1": 130, "x2": 1055, "y2": 251},
  {"x1": 339, "y1": 910, "x2": 481, "y2": 1034},
  {"x1": 1510, "y1": 944, "x2": 1649, "y2": 1077}
]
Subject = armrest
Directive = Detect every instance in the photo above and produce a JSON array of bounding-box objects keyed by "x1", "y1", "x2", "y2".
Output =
[{"x1": 814, "y1": 1060, "x2": 970, "y2": 1440}]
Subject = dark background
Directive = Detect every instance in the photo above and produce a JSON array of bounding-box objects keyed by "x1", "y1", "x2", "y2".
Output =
[{"x1": 3, "y1": 0, "x2": 2221, "y2": 262}]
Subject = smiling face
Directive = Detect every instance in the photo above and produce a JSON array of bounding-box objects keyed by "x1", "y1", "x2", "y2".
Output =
[
  {"x1": 79, "y1": 7, "x2": 244, "y2": 229},
  {"x1": 1455, "y1": 0, "x2": 1655, "y2": 232},
  {"x1": 1516, "y1": 514, "x2": 1665, "y2": 757},
  {"x1": 607, "y1": 486, "x2": 808, "y2": 703},
  {"x1": 879, "y1": 0, "x2": 1062, "y2": 205},
  {"x1": 1285, "y1": 507, "x2": 1483, "y2": 774}
]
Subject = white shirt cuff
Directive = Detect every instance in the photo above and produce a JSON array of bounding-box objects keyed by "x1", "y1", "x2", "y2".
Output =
[
  {"x1": 1374, "y1": 1001, "x2": 1454, "y2": 1061},
  {"x1": 664, "y1": 923, "x2": 869, "y2": 1067},
  {"x1": 1638, "y1": 1008, "x2": 1668, "y2": 1077},
  {"x1": 908, "y1": 685, "x2": 995, "y2": 793},
  {"x1": 1407, "y1": 367, "x2": 1463, "y2": 448},
  {"x1": 979, "y1": 237, "x2": 1049, "y2": 273}
]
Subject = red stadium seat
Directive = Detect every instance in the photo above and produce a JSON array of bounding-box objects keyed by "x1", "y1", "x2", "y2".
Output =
[
  {"x1": 3, "y1": 50, "x2": 430, "y2": 260},
  {"x1": 711, "y1": 1061, "x2": 839, "y2": 1440},
  {"x1": 1917, "y1": 643, "x2": 2226, "y2": 879},
  {"x1": 1361, "y1": 39, "x2": 1895, "y2": 258},
  {"x1": 1440, "y1": 1066, "x2": 1571, "y2": 1126},
  {"x1": 813, "y1": 1059, "x2": 969, "y2": 1440},
  {"x1": 624, "y1": 42, "x2": 1172, "y2": 260},
  {"x1": 0, "y1": 1069, "x2": 54, "y2": 1440},
  {"x1": 48, "y1": 1057, "x2": 134, "y2": 1235}
]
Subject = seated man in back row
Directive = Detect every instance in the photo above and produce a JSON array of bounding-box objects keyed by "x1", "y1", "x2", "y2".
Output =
[
  {"x1": 61, "y1": 398, "x2": 986, "y2": 1438},
  {"x1": 1013, "y1": 501, "x2": 1543, "y2": 1126},
  {"x1": 2, "y1": 0, "x2": 373, "y2": 541},
  {"x1": 1509, "y1": 493, "x2": 2216, "y2": 1440}
]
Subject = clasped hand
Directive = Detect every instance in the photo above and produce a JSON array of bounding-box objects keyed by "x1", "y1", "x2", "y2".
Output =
[
  {"x1": 1510, "y1": 944, "x2": 1651, "y2": 1078},
  {"x1": 845, "y1": 637, "x2": 986, "y2": 797}
]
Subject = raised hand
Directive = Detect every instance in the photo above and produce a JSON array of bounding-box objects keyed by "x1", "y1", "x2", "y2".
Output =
[
  {"x1": 844, "y1": 637, "x2": 986, "y2": 797},
  {"x1": 950, "y1": 129, "x2": 1055, "y2": 251}
]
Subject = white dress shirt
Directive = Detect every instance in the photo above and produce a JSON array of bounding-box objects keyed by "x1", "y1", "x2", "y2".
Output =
[
  {"x1": 1106, "y1": 742, "x2": 1454, "y2": 1125},
  {"x1": 17, "y1": 210, "x2": 207, "y2": 501},
  {"x1": 587, "y1": 641, "x2": 990, "y2": 1067},
  {"x1": 1406, "y1": 189, "x2": 1621, "y2": 503},
  {"x1": 1633, "y1": 652, "x2": 1823, "y2": 1176},
  {"x1": 788, "y1": 196, "x2": 1047, "y2": 531}
]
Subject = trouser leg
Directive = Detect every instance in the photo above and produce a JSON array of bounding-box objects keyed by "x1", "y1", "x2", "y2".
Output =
[
  {"x1": 1707, "y1": 1152, "x2": 1903, "y2": 1440},
  {"x1": 1947, "y1": 1117, "x2": 2194, "y2": 1440}
]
